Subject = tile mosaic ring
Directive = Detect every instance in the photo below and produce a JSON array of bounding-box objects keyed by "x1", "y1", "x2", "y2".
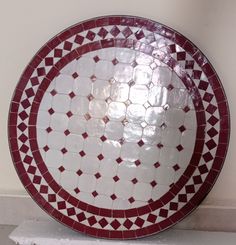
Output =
[{"x1": 8, "y1": 15, "x2": 230, "y2": 239}]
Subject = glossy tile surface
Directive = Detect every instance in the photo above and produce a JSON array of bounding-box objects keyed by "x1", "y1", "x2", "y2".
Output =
[{"x1": 8, "y1": 16, "x2": 230, "y2": 239}]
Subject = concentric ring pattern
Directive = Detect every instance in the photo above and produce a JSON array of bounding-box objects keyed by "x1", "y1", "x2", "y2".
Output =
[{"x1": 8, "y1": 16, "x2": 230, "y2": 239}]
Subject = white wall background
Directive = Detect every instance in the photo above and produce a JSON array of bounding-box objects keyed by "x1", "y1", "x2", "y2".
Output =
[{"x1": 0, "y1": 0, "x2": 235, "y2": 207}]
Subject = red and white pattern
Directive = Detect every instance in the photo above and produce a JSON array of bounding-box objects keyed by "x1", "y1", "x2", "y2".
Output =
[{"x1": 8, "y1": 16, "x2": 230, "y2": 239}]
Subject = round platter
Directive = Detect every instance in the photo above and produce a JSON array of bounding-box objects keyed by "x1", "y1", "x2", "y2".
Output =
[{"x1": 8, "y1": 16, "x2": 230, "y2": 239}]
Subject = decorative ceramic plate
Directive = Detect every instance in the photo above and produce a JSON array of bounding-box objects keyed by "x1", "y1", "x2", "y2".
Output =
[{"x1": 8, "y1": 16, "x2": 230, "y2": 239}]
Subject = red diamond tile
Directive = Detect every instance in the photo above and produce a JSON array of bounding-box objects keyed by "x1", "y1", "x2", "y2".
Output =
[
  {"x1": 176, "y1": 144, "x2": 184, "y2": 151},
  {"x1": 122, "y1": 26, "x2": 133, "y2": 38},
  {"x1": 167, "y1": 84, "x2": 174, "y2": 91},
  {"x1": 113, "y1": 175, "x2": 120, "y2": 182},
  {"x1": 61, "y1": 148, "x2": 68, "y2": 154},
  {"x1": 154, "y1": 162, "x2": 161, "y2": 168},
  {"x1": 178, "y1": 194, "x2": 187, "y2": 202},
  {"x1": 192, "y1": 70, "x2": 202, "y2": 79},
  {"x1": 193, "y1": 175, "x2": 203, "y2": 184},
  {"x1": 177, "y1": 51, "x2": 186, "y2": 61},
  {"x1": 21, "y1": 99, "x2": 30, "y2": 109},
  {"x1": 72, "y1": 72, "x2": 79, "y2": 79},
  {"x1": 183, "y1": 106, "x2": 190, "y2": 113},
  {"x1": 20, "y1": 144, "x2": 29, "y2": 153},
  {"x1": 112, "y1": 58, "x2": 119, "y2": 65},
  {"x1": 203, "y1": 152, "x2": 213, "y2": 162},
  {"x1": 25, "y1": 87, "x2": 35, "y2": 97},
  {"x1": 43, "y1": 145, "x2": 49, "y2": 152},
  {"x1": 87, "y1": 94, "x2": 94, "y2": 101},
  {"x1": 131, "y1": 178, "x2": 138, "y2": 184},
  {"x1": 88, "y1": 216, "x2": 97, "y2": 226},
  {"x1": 27, "y1": 166, "x2": 36, "y2": 174},
  {"x1": 150, "y1": 180, "x2": 157, "y2": 187},
  {"x1": 18, "y1": 122, "x2": 27, "y2": 132},
  {"x1": 110, "y1": 26, "x2": 120, "y2": 37},
  {"x1": 67, "y1": 207, "x2": 76, "y2": 216},
  {"x1": 40, "y1": 185, "x2": 48, "y2": 193},
  {"x1": 185, "y1": 60, "x2": 194, "y2": 69},
  {"x1": 134, "y1": 217, "x2": 145, "y2": 228},
  {"x1": 74, "y1": 187, "x2": 80, "y2": 194},
  {"x1": 206, "y1": 139, "x2": 217, "y2": 150},
  {"x1": 131, "y1": 60, "x2": 138, "y2": 68},
  {"x1": 86, "y1": 30, "x2": 96, "y2": 41},
  {"x1": 128, "y1": 197, "x2": 135, "y2": 203},
  {"x1": 29, "y1": 77, "x2": 39, "y2": 86},
  {"x1": 50, "y1": 89, "x2": 57, "y2": 96},
  {"x1": 23, "y1": 155, "x2": 33, "y2": 164},
  {"x1": 48, "y1": 108, "x2": 55, "y2": 115},
  {"x1": 93, "y1": 55, "x2": 100, "y2": 63},
  {"x1": 54, "y1": 49, "x2": 63, "y2": 57},
  {"x1": 137, "y1": 139, "x2": 144, "y2": 147},
  {"x1": 19, "y1": 111, "x2": 28, "y2": 120},
  {"x1": 198, "y1": 164, "x2": 209, "y2": 174},
  {"x1": 179, "y1": 125, "x2": 186, "y2": 133},
  {"x1": 82, "y1": 132, "x2": 88, "y2": 139},
  {"x1": 92, "y1": 190, "x2": 98, "y2": 197},
  {"x1": 198, "y1": 80, "x2": 209, "y2": 90},
  {"x1": 74, "y1": 35, "x2": 84, "y2": 45},
  {"x1": 69, "y1": 92, "x2": 76, "y2": 98},
  {"x1": 57, "y1": 201, "x2": 66, "y2": 210},
  {"x1": 46, "y1": 127, "x2": 52, "y2": 133},
  {"x1": 185, "y1": 184, "x2": 195, "y2": 193},
  {"x1": 207, "y1": 115, "x2": 219, "y2": 126},
  {"x1": 66, "y1": 111, "x2": 73, "y2": 118},
  {"x1": 135, "y1": 160, "x2": 141, "y2": 166},
  {"x1": 58, "y1": 166, "x2": 65, "y2": 172},
  {"x1": 45, "y1": 57, "x2": 53, "y2": 66},
  {"x1": 173, "y1": 164, "x2": 180, "y2": 171},
  {"x1": 84, "y1": 113, "x2": 91, "y2": 121},
  {"x1": 203, "y1": 92, "x2": 214, "y2": 102},
  {"x1": 207, "y1": 127, "x2": 218, "y2": 137},
  {"x1": 206, "y1": 104, "x2": 217, "y2": 114},
  {"x1": 76, "y1": 212, "x2": 86, "y2": 222},
  {"x1": 64, "y1": 129, "x2": 70, "y2": 136},
  {"x1": 123, "y1": 219, "x2": 133, "y2": 229},
  {"x1": 76, "y1": 169, "x2": 83, "y2": 176},
  {"x1": 48, "y1": 194, "x2": 56, "y2": 202},
  {"x1": 100, "y1": 135, "x2": 107, "y2": 142},
  {"x1": 148, "y1": 198, "x2": 154, "y2": 203},
  {"x1": 159, "y1": 208, "x2": 168, "y2": 218},
  {"x1": 79, "y1": 151, "x2": 86, "y2": 157},
  {"x1": 135, "y1": 29, "x2": 145, "y2": 40},
  {"x1": 147, "y1": 214, "x2": 157, "y2": 223},
  {"x1": 95, "y1": 172, "x2": 101, "y2": 179},
  {"x1": 33, "y1": 175, "x2": 41, "y2": 184},
  {"x1": 110, "y1": 194, "x2": 117, "y2": 200},
  {"x1": 116, "y1": 157, "x2": 123, "y2": 164},
  {"x1": 63, "y1": 41, "x2": 72, "y2": 51},
  {"x1": 19, "y1": 134, "x2": 28, "y2": 143},
  {"x1": 102, "y1": 116, "x2": 109, "y2": 124},
  {"x1": 97, "y1": 27, "x2": 108, "y2": 39},
  {"x1": 97, "y1": 154, "x2": 104, "y2": 161},
  {"x1": 110, "y1": 219, "x2": 121, "y2": 230},
  {"x1": 169, "y1": 202, "x2": 178, "y2": 211},
  {"x1": 99, "y1": 218, "x2": 108, "y2": 228},
  {"x1": 37, "y1": 67, "x2": 46, "y2": 76}
]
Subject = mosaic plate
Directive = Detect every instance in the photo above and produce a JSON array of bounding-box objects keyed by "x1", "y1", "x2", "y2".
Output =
[{"x1": 8, "y1": 16, "x2": 230, "y2": 239}]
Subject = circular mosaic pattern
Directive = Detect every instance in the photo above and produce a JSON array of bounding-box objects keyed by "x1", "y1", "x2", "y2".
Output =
[{"x1": 8, "y1": 16, "x2": 230, "y2": 239}]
